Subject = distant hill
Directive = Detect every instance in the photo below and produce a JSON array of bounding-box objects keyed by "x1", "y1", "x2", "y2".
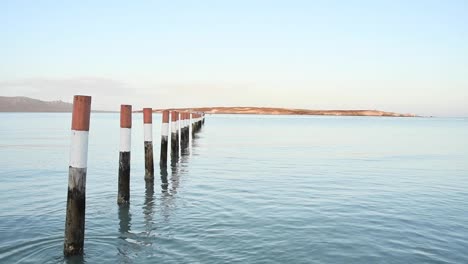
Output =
[
  {"x1": 151, "y1": 107, "x2": 418, "y2": 117},
  {"x1": 0, "y1": 96, "x2": 73, "y2": 112},
  {"x1": 0, "y1": 96, "x2": 116, "y2": 112}
]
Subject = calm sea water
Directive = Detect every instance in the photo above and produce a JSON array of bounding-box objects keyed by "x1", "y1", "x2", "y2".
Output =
[{"x1": 0, "y1": 113, "x2": 467, "y2": 264}]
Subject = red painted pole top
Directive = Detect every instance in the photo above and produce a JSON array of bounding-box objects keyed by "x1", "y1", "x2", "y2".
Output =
[
  {"x1": 71, "y1": 95, "x2": 92, "y2": 131},
  {"x1": 171, "y1": 111, "x2": 179, "y2": 122},
  {"x1": 120, "y1": 105, "x2": 132, "y2": 128},
  {"x1": 162, "y1": 110, "x2": 169, "y2": 123},
  {"x1": 143, "y1": 108, "x2": 152, "y2": 124}
]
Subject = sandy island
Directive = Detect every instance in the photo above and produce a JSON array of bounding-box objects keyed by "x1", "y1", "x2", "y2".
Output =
[
  {"x1": 147, "y1": 107, "x2": 417, "y2": 117},
  {"x1": 0, "y1": 97, "x2": 418, "y2": 117}
]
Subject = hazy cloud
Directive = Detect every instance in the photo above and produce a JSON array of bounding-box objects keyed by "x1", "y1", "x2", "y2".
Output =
[
  {"x1": 0, "y1": 77, "x2": 136, "y2": 110},
  {"x1": 0, "y1": 77, "x2": 129, "y2": 97}
]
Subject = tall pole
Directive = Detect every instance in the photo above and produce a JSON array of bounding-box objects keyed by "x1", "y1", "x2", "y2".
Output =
[
  {"x1": 64, "y1": 95, "x2": 91, "y2": 256},
  {"x1": 118, "y1": 105, "x2": 132, "y2": 205}
]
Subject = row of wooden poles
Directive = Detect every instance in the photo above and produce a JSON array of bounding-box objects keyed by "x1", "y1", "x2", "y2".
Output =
[{"x1": 64, "y1": 95, "x2": 205, "y2": 256}]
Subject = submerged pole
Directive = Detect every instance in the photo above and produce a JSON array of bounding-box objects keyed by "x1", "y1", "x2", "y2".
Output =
[
  {"x1": 118, "y1": 105, "x2": 132, "y2": 205},
  {"x1": 143, "y1": 108, "x2": 154, "y2": 181},
  {"x1": 64, "y1": 95, "x2": 91, "y2": 256},
  {"x1": 160, "y1": 110, "x2": 169, "y2": 167}
]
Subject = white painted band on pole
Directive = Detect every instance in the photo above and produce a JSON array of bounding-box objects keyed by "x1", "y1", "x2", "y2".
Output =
[
  {"x1": 120, "y1": 128, "x2": 131, "y2": 152},
  {"x1": 161, "y1": 123, "x2": 169, "y2": 136},
  {"x1": 171, "y1": 121, "x2": 178, "y2": 133},
  {"x1": 144, "y1": 124, "x2": 152, "y2": 142},
  {"x1": 69, "y1": 130, "x2": 89, "y2": 168}
]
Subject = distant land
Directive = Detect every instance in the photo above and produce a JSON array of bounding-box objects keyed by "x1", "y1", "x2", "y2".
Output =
[
  {"x1": 151, "y1": 107, "x2": 418, "y2": 117},
  {"x1": 1, "y1": 96, "x2": 417, "y2": 117},
  {"x1": 0, "y1": 96, "x2": 113, "y2": 112}
]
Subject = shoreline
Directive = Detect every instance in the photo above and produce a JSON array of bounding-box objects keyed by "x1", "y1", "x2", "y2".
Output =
[{"x1": 142, "y1": 107, "x2": 419, "y2": 117}]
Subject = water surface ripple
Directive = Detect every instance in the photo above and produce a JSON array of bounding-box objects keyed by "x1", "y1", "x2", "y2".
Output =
[{"x1": 0, "y1": 113, "x2": 467, "y2": 263}]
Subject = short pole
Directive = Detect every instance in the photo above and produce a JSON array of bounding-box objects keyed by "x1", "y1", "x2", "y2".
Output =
[
  {"x1": 190, "y1": 113, "x2": 194, "y2": 138},
  {"x1": 160, "y1": 110, "x2": 169, "y2": 168},
  {"x1": 193, "y1": 113, "x2": 197, "y2": 134},
  {"x1": 186, "y1": 113, "x2": 191, "y2": 143},
  {"x1": 180, "y1": 112, "x2": 185, "y2": 148},
  {"x1": 196, "y1": 113, "x2": 201, "y2": 132},
  {"x1": 180, "y1": 112, "x2": 185, "y2": 151},
  {"x1": 118, "y1": 105, "x2": 132, "y2": 205},
  {"x1": 182, "y1": 112, "x2": 188, "y2": 150},
  {"x1": 64, "y1": 95, "x2": 91, "y2": 256},
  {"x1": 143, "y1": 108, "x2": 154, "y2": 181},
  {"x1": 170, "y1": 111, "x2": 179, "y2": 159}
]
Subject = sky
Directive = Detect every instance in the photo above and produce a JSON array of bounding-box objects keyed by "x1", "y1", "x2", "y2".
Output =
[{"x1": 0, "y1": 0, "x2": 467, "y2": 116}]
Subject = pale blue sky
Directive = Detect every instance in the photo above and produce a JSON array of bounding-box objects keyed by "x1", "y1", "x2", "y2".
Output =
[{"x1": 1, "y1": 0, "x2": 467, "y2": 116}]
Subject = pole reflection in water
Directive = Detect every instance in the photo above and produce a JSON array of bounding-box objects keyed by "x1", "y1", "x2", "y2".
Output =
[
  {"x1": 157, "y1": 120, "x2": 199, "y2": 226},
  {"x1": 159, "y1": 166, "x2": 173, "y2": 223},
  {"x1": 160, "y1": 168, "x2": 169, "y2": 193},
  {"x1": 118, "y1": 205, "x2": 132, "y2": 236},
  {"x1": 170, "y1": 136, "x2": 191, "y2": 195},
  {"x1": 64, "y1": 254, "x2": 84, "y2": 264},
  {"x1": 117, "y1": 205, "x2": 132, "y2": 263},
  {"x1": 170, "y1": 157, "x2": 180, "y2": 195},
  {"x1": 143, "y1": 179, "x2": 155, "y2": 238}
]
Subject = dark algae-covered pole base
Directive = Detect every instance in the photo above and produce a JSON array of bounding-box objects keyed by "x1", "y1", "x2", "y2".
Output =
[
  {"x1": 118, "y1": 105, "x2": 132, "y2": 205},
  {"x1": 144, "y1": 141, "x2": 154, "y2": 179},
  {"x1": 64, "y1": 95, "x2": 91, "y2": 256},
  {"x1": 143, "y1": 108, "x2": 154, "y2": 180},
  {"x1": 160, "y1": 110, "x2": 169, "y2": 168}
]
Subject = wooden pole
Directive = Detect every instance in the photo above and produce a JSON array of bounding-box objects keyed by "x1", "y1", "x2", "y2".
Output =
[
  {"x1": 195, "y1": 113, "x2": 201, "y2": 132},
  {"x1": 181, "y1": 112, "x2": 188, "y2": 151},
  {"x1": 170, "y1": 111, "x2": 179, "y2": 159},
  {"x1": 118, "y1": 105, "x2": 132, "y2": 205},
  {"x1": 64, "y1": 95, "x2": 91, "y2": 256},
  {"x1": 160, "y1": 110, "x2": 169, "y2": 168},
  {"x1": 143, "y1": 108, "x2": 154, "y2": 181}
]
